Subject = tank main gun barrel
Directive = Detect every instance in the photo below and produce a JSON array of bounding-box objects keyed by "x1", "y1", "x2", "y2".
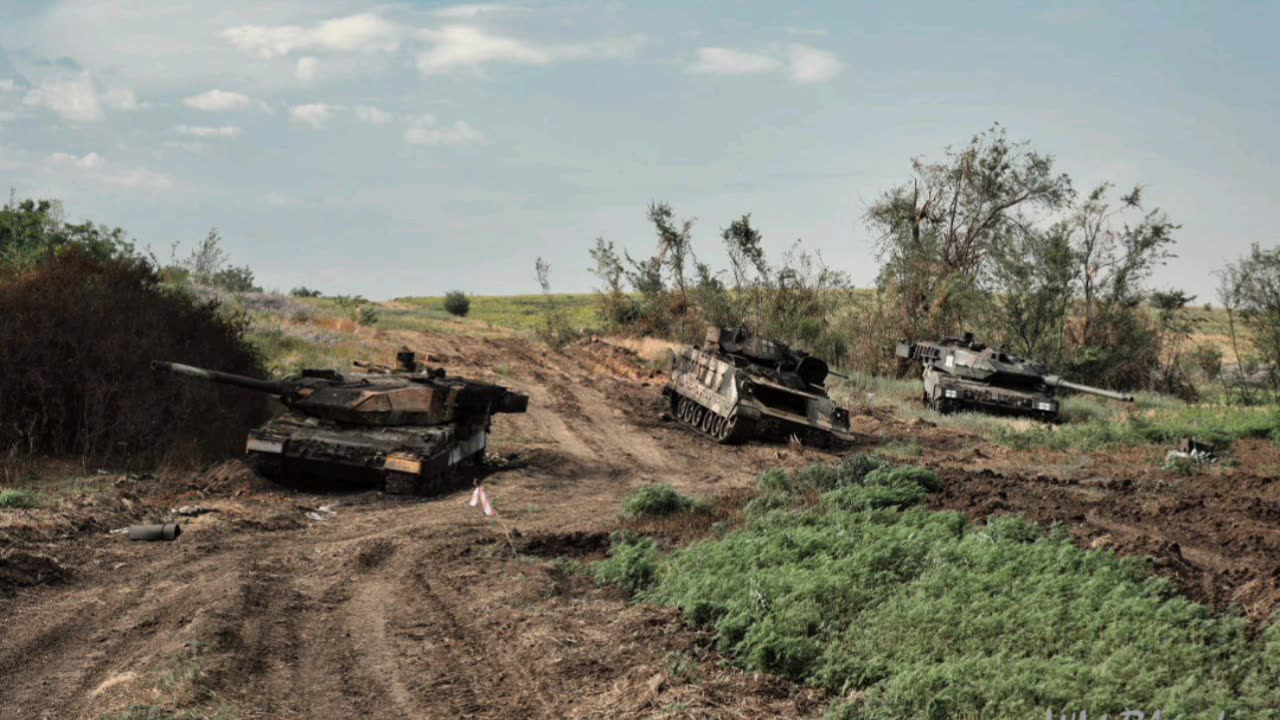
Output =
[
  {"x1": 152, "y1": 361, "x2": 286, "y2": 395},
  {"x1": 1043, "y1": 375, "x2": 1135, "y2": 402}
]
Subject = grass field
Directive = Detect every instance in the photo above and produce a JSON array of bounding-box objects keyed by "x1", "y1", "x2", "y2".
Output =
[
  {"x1": 598, "y1": 458, "x2": 1280, "y2": 719},
  {"x1": 391, "y1": 294, "x2": 600, "y2": 334}
]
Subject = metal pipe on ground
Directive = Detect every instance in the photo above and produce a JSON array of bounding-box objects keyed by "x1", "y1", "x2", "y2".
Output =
[{"x1": 127, "y1": 523, "x2": 182, "y2": 541}]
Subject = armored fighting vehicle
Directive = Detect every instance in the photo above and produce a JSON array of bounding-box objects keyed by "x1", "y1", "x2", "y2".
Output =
[
  {"x1": 664, "y1": 327, "x2": 851, "y2": 446},
  {"x1": 153, "y1": 350, "x2": 528, "y2": 494},
  {"x1": 896, "y1": 333, "x2": 1134, "y2": 421}
]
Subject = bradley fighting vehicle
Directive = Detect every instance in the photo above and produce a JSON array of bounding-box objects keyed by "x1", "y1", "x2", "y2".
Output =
[
  {"x1": 665, "y1": 327, "x2": 851, "y2": 446},
  {"x1": 896, "y1": 333, "x2": 1134, "y2": 421},
  {"x1": 153, "y1": 350, "x2": 528, "y2": 494}
]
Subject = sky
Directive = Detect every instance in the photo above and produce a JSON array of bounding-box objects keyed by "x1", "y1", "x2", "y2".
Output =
[{"x1": 0, "y1": 0, "x2": 1275, "y2": 300}]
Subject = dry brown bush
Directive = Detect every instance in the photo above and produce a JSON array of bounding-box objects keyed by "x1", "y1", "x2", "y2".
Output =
[{"x1": 0, "y1": 247, "x2": 268, "y2": 467}]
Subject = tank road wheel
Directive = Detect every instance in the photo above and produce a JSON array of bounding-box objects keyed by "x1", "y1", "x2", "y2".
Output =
[
  {"x1": 702, "y1": 409, "x2": 718, "y2": 435},
  {"x1": 718, "y1": 411, "x2": 755, "y2": 445}
]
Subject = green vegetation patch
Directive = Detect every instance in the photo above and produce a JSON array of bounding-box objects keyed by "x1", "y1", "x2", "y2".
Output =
[
  {"x1": 620, "y1": 484, "x2": 705, "y2": 519},
  {"x1": 1000, "y1": 404, "x2": 1280, "y2": 451},
  {"x1": 0, "y1": 488, "x2": 38, "y2": 509},
  {"x1": 604, "y1": 456, "x2": 1280, "y2": 719}
]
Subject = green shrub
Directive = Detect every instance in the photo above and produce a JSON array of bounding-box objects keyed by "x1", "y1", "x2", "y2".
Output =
[
  {"x1": 821, "y1": 466, "x2": 941, "y2": 512},
  {"x1": 620, "y1": 484, "x2": 702, "y2": 519},
  {"x1": 759, "y1": 455, "x2": 888, "y2": 497},
  {"x1": 594, "y1": 531, "x2": 659, "y2": 593},
  {"x1": 443, "y1": 290, "x2": 471, "y2": 317},
  {"x1": 0, "y1": 489, "x2": 37, "y2": 509},
  {"x1": 640, "y1": 460, "x2": 1280, "y2": 719}
]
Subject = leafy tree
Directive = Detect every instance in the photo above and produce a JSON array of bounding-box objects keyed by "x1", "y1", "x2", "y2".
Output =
[
  {"x1": 1, "y1": 194, "x2": 136, "y2": 272},
  {"x1": 289, "y1": 286, "x2": 322, "y2": 298},
  {"x1": 588, "y1": 237, "x2": 637, "y2": 328},
  {"x1": 987, "y1": 223, "x2": 1077, "y2": 366},
  {"x1": 1222, "y1": 244, "x2": 1280, "y2": 393},
  {"x1": 1062, "y1": 184, "x2": 1178, "y2": 388},
  {"x1": 866, "y1": 125, "x2": 1073, "y2": 338},
  {"x1": 1148, "y1": 289, "x2": 1200, "y2": 399},
  {"x1": 178, "y1": 227, "x2": 260, "y2": 293}
]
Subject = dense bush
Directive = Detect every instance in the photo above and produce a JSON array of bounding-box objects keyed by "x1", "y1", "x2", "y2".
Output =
[
  {"x1": 594, "y1": 531, "x2": 659, "y2": 593},
  {"x1": 619, "y1": 484, "x2": 702, "y2": 519},
  {"x1": 0, "y1": 247, "x2": 268, "y2": 464},
  {"x1": 443, "y1": 290, "x2": 471, "y2": 317},
  {"x1": 610, "y1": 458, "x2": 1280, "y2": 718}
]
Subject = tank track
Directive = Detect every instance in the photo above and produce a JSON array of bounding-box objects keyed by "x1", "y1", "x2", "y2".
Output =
[{"x1": 669, "y1": 394, "x2": 756, "y2": 444}]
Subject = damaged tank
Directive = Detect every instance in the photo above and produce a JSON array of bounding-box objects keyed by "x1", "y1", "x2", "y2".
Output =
[
  {"x1": 664, "y1": 327, "x2": 851, "y2": 446},
  {"x1": 895, "y1": 332, "x2": 1134, "y2": 421},
  {"x1": 153, "y1": 350, "x2": 528, "y2": 494}
]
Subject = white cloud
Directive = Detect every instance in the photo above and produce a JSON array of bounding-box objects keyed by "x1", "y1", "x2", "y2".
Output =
[
  {"x1": 265, "y1": 191, "x2": 298, "y2": 206},
  {"x1": 23, "y1": 75, "x2": 103, "y2": 121},
  {"x1": 416, "y1": 25, "x2": 549, "y2": 74},
  {"x1": 414, "y1": 25, "x2": 643, "y2": 75},
  {"x1": 433, "y1": 4, "x2": 515, "y2": 19},
  {"x1": 291, "y1": 103, "x2": 337, "y2": 128},
  {"x1": 0, "y1": 79, "x2": 16, "y2": 93},
  {"x1": 223, "y1": 13, "x2": 402, "y2": 59},
  {"x1": 51, "y1": 150, "x2": 104, "y2": 169},
  {"x1": 296, "y1": 56, "x2": 319, "y2": 81},
  {"x1": 176, "y1": 124, "x2": 242, "y2": 137},
  {"x1": 48, "y1": 150, "x2": 173, "y2": 191},
  {"x1": 354, "y1": 105, "x2": 393, "y2": 124},
  {"x1": 688, "y1": 47, "x2": 782, "y2": 76},
  {"x1": 404, "y1": 116, "x2": 482, "y2": 145},
  {"x1": 184, "y1": 89, "x2": 252, "y2": 111},
  {"x1": 103, "y1": 87, "x2": 141, "y2": 110},
  {"x1": 787, "y1": 44, "x2": 843, "y2": 84},
  {"x1": 688, "y1": 44, "x2": 843, "y2": 84},
  {"x1": 107, "y1": 167, "x2": 173, "y2": 191}
]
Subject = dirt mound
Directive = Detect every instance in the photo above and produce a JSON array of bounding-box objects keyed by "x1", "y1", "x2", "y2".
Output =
[
  {"x1": 0, "y1": 551, "x2": 66, "y2": 594},
  {"x1": 573, "y1": 337, "x2": 664, "y2": 384},
  {"x1": 933, "y1": 446, "x2": 1280, "y2": 622},
  {"x1": 0, "y1": 247, "x2": 268, "y2": 465}
]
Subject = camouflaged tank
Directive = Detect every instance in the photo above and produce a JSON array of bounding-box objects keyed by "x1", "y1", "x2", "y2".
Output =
[
  {"x1": 896, "y1": 332, "x2": 1134, "y2": 421},
  {"x1": 664, "y1": 327, "x2": 851, "y2": 447},
  {"x1": 153, "y1": 350, "x2": 528, "y2": 494}
]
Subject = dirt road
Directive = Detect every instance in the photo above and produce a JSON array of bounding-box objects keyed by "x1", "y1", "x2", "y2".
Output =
[{"x1": 0, "y1": 334, "x2": 824, "y2": 719}]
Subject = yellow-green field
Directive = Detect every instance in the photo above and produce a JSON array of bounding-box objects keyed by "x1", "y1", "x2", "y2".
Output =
[{"x1": 390, "y1": 294, "x2": 600, "y2": 333}]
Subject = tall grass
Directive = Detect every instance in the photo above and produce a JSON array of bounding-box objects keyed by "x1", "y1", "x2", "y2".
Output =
[{"x1": 603, "y1": 457, "x2": 1280, "y2": 719}]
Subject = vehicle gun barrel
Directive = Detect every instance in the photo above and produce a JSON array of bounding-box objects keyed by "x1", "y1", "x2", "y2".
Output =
[
  {"x1": 152, "y1": 361, "x2": 286, "y2": 395},
  {"x1": 1043, "y1": 375, "x2": 1135, "y2": 402}
]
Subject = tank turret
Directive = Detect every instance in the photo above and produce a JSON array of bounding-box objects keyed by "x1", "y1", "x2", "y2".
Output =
[
  {"x1": 895, "y1": 333, "x2": 1134, "y2": 419},
  {"x1": 153, "y1": 352, "x2": 528, "y2": 494},
  {"x1": 663, "y1": 326, "x2": 850, "y2": 446}
]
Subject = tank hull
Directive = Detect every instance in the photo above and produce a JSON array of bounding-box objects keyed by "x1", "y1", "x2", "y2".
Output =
[
  {"x1": 664, "y1": 345, "x2": 849, "y2": 446},
  {"x1": 923, "y1": 369, "x2": 1059, "y2": 421},
  {"x1": 246, "y1": 413, "x2": 488, "y2": 495}
]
